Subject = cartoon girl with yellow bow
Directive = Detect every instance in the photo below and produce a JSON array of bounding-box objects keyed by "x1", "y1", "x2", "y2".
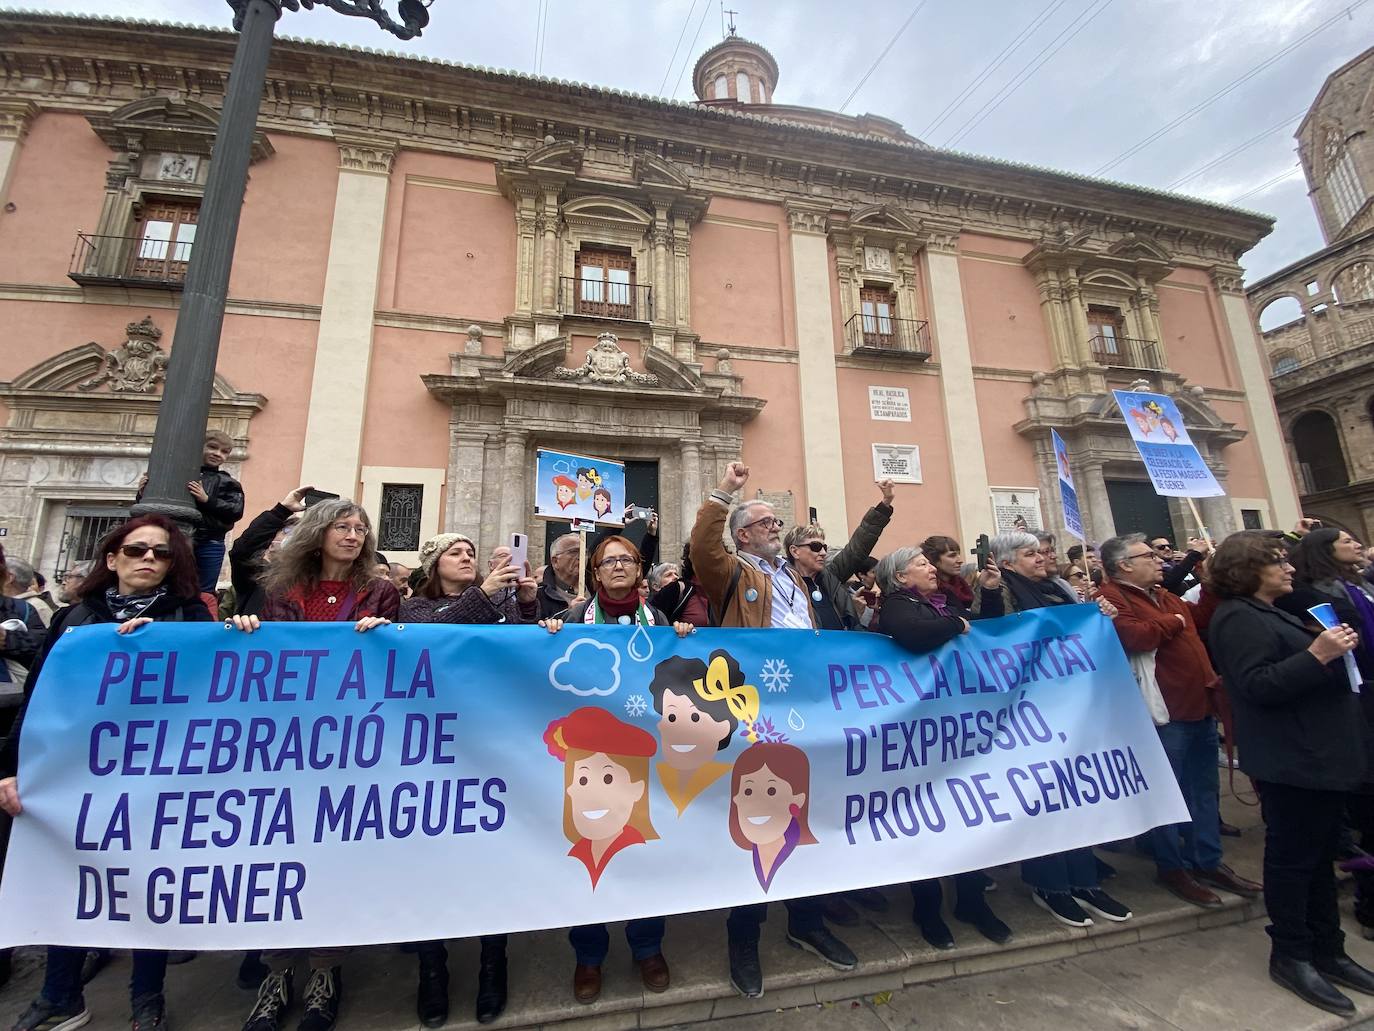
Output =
[
  {"x1": 575, "y1": 466, "x2": 602, "y2": 503},
  {"x1": 648, "y1": 650, "x2": 759, "y2": 816}
]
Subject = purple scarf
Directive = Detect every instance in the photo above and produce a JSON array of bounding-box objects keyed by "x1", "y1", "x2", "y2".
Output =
[
  {"x1": 900, "y1": 584, "x2": 951, "y2": 616},
  {"x1": 1345, "y1": 582, "x2": 1374, "y2": 656}
]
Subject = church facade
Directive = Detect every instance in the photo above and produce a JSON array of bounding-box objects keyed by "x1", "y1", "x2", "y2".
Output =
[{"x1": 0, "y1": 12, "x2": 1296, "y2": 574}]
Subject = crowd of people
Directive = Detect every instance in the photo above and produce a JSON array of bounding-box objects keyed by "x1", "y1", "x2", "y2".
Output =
[{"x1": 0, "y1": 438, "x2": 1371, "y2": 1030}]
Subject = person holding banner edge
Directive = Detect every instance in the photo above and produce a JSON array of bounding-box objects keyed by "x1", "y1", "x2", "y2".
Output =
[
  {"x1": 689, "y1": 462, "x2": 859, "y2": 1000},
  {"x1": 396, "y1": 531, "x2": 547, "y2": 1027},
  {"x1": 539, "y1": 533, "x2": 693, "y2": 1004},
  {"x1": 971, "y1": 531, "x2": 1132, "y2": 930},
  {"x1": 0, "y1": 514, "x2": 212, "y2": 1031},
  {"x1": 873, "y1": 544, "x2": 1015, "y2": 950},
  {"x1": 227, "y1": 499, "x2": 399, "y2": 1031},
  {"x1": 1208, "y1": 530, "x2": 1373, "y2": 1017}
]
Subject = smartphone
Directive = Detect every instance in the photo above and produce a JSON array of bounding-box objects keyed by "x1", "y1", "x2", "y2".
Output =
[
  {"x1": 632, "y1": 506, "x2": 653, "y2": 522},
  {"x1": 971, "y1": 533, "x2": 991, "y2": 571},
  {"x1": 302, "y1": 488, "x2": 340, "y2": 508},
  {"x1": 509, "y1": 532, "x2": 529, "y2": 573}
]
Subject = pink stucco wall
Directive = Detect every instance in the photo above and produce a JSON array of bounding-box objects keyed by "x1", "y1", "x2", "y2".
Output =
[
  {"x1": 973, "y1": 378, "x2": 1039, "y2": 489},
  {"x1": 958, "y1": 236, "x2": 1051, "y2": 370},
  {"x1": 379, "y1": 153, "x2": 514, "y2": 320},
  {"x1": 691, "y1": 198, "x2": 792, "y2": 350},
  {"x1": 357, "y1": 326, "x2": 452, "y2": 481},
  {"x1": 1158, "y1": 269, "x2": 1238, "y2": 390},
  {"x1": 834, "y1": 370, "x2": 956, "y2": 547},
  {"x1": 0, "y1": 112, "x2": 108, "y2": 286},
  {"x1": 737, "y1": 356, "x2": 806, "y2": 511},
  {"x1": 1209, "y1": 398, "x2": 1270, "y2": 501}
]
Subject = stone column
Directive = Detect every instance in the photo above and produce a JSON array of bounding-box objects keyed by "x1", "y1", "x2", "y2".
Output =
[
  {"x1": 1211, "y1": 265, "x2": 1301, "y2": 527},
  {"x1": 298, "y1": 136, "x2": 395, "y2": 494},
  {"x1": 447, "y1": 427, "x2": 488, "y2": 542},
  {"x1": 0, "y1": 101, "x2": 36, "y2": 210},
  {"x1": 539, "y1": 192, "x2": 558, "y2": 312},
  {"x1": 785, "y1": 201, "x2": 850, "y2": 536},
  {"x1": 1064, "y1": 270, "x2": 1093, "y2": 364},
  {"x1": 924, "y1": 230, "x2": 992, "y2": 547},
  {"x1": 680, "y1": 438, "x2": 702, "y2": 541},
  {"x1": 514, "y1": 200, "x2": 538, "y2": 316},
  {"x1": 1077, "y1": 459, "x2": 1115, "y2": 544},
  {"x1": 498, "y1": 428, "x2": 529, "y2": 542}
]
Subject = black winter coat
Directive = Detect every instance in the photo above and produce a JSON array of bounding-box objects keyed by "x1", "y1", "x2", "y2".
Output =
[
  {"x1": 227, "y1": 503, "x2": 294, "y2": 616},
  {"x1": 878, "y1": 586, "x2": 1004, "y2": 655},
  {"x1": 1211, "y1": 595, "x2": 1366, "y2": 792},
  {"x1": 193, "y1": 466, "x2": 244, "y2": 542}
]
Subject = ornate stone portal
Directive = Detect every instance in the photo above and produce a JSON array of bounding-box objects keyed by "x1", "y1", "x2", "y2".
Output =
[
  {"x1": 424, "y1": 333, "x2": 762, "y2": 561},
  {"x1": 0, "y1": 317, "x2": 265, "y2": 572}
]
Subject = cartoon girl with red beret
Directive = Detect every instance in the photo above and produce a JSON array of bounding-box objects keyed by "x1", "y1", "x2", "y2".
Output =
[
  {"x1": 544, "y1": 706, "x2": 658, "y2": 887},
  {"x1": 553, "y1": 474, "x2": 578, "y2": 511}
]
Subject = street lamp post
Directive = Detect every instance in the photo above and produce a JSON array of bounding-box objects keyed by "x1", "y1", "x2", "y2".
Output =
[{"x1": 133, "y1": 0, "x2": 432, "y2": 527}]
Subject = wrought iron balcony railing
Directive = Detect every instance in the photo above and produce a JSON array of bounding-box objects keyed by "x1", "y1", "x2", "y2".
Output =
[
  {"x1": 557, "y1": 276, "x2": 652, "y2": 322},
  {"x1": 843, "y1": 312, "x2": 933, "y2": 360},
  {"x1": 1089, "y1": 334, "x2": 1162, "y2": 371},
  {"x1": 68, "y1": 233, "x2": 191, "y2": 289}
]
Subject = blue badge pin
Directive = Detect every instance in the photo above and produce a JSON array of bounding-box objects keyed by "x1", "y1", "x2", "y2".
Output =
[
  {"x1": 744, "y1": 587, "x2": 759, "y2": 603},
  {"x1": 617, "y1": 614, "x2": 632, "y2": 625},
  {"x1": 811, "y1": 589, "x2": 823, "y2": 603}
]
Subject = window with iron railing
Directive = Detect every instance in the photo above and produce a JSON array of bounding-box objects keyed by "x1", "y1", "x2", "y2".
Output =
[{"x1": 377, "y1": 484, "x2": 423, "y2": 552}]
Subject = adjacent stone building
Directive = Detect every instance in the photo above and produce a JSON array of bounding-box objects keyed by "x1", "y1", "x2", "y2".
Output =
[
  {"x1": 1248, "y1": 45, "x2": 1374, "y2": 542},
  {"x1": 0, "y1": 13, "x2": 1298, "y2": 575}
]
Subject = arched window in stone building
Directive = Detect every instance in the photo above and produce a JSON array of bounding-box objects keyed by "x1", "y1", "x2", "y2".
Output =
[
  {"x1": 1258, "y1": 295, "x2": 1305, "y2": 331},
  {"x1": 1335, "y1": 261, "x2": 1374, "y2": 304},
  {"x1": 1324, "y1": 129, "x2": 1367, "y2": 228},
  {"x1": 1292, "y1": 410, "x2": 1349, "y2": 494}
]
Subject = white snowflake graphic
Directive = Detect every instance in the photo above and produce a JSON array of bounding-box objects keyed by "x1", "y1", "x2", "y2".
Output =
[
  {"x1": 759, "y1": 658, "x2": 793, "y2": 694},
  {"x1": 624, "y1": 694, "x2": 648, "y2": 718}
]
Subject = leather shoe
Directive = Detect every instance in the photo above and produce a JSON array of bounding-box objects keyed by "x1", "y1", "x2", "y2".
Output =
[
  {"x1": 637, "y1": 953, "x2": 670, "y2": 992},
  {"x1": 1193, "y1": 864, "x2": 1261, "y2": 899},
  {"x1": 1270, "y1": 954, "x2": 1354, "y2": 1015},
  {"x1": 823, "y1": 895, "x2": 861, "y2": 927},
  {"x1": 1315, "y1": 954, "x2": 1374, "y2": 996},
  {"x1": 475, "y1": 945, "x2": 507, "y2": 1024},
  {"x1": 954, "y1": 904, "x2": 1012, "y2": 946},
  {"x1": 728, "y1": 938, "x2": 763, "y2": 999},
  {"x1": 1156, "y1": 869, "x2": 1223, "y2": 909},
  {"x1": 572, "y1": 963, "x2": 601, "y2": 1004}
]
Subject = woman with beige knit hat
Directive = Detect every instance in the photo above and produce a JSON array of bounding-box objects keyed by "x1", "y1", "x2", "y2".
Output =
[{"x1": 397, "y1": 531, "x2": 546, "y2": 1027}]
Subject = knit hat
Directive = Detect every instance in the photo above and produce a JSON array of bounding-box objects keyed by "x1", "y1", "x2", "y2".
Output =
[{"x1": 417, "y1": 533, "x2": 474, "y2": 576}]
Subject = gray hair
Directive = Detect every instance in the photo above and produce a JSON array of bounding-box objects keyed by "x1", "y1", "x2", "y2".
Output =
[
  {"x1": 1100, "y1": 533, "x2": 1147, "y2": 579},
  {"x1": 648, "y1": 562, "x2": 679, "y2": 590},
  {"x1": 874, "y1": 546, "x2": 923, "y2": 595},
  {"x1": 5, "y1": 557, "x2": 35, "y2": 589},
  {"x1": 990, "y1": 531, "x2": 1040, "y2": 566},
  {"x1": 1026, "y1": 528, "x2": 1054, "y2": 546},
  {"x1": 549, "y1": 532, "x2": 580, "y2": 557},
  {"x1": 728, "y1": 500, "x2": 772, "y2": 543}
]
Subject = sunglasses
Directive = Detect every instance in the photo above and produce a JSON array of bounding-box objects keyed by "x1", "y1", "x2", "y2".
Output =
[
  {"x1": 118, "y1": 542, "x2": 172, "y2": 561},
  {"x1": 800, "y1": 541, "x2": 828, "y2": 553}
]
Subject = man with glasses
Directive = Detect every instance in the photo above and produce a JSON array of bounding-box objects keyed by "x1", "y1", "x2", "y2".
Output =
[
  {"x1": 1152, "y1": 535, "x2": 1210, "y2": 596},
  {"x1": 783, "y1": 479, "x2": 895, "y2": 632},
  {"x1": 1098, "y1": 533, "x2": 1261, "y2": 909},
  {"x1": 690, "y1": 461, "x2": 860, "y2": 997}
]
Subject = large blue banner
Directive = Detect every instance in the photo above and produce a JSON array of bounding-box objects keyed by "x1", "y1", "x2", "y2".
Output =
[{"x1": 0, "y1": 607, "x2": 1186, "y2": 949}]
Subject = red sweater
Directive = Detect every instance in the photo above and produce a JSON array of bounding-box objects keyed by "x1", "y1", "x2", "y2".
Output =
[{"x1": 1098, "y1": 579, "x2": 1217, "y2": 722}]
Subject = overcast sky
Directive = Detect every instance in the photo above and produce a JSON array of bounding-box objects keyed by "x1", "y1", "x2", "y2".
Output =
[{"x1": 17, "y1": 0, "x2": 1372, "y2": 283}]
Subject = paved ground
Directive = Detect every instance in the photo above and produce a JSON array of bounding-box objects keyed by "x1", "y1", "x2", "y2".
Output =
[{"x1": 5, "y1": 793, "x2": 1372, "y2": 1030}]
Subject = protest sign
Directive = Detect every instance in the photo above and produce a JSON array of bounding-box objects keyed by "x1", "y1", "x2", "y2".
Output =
[
  {"x1": 1051, "y1": 429, "x2": 1084, "y2": 542},
  {"x1": 0, "y1": 608, "x2": 1186, "y2": 950},
  {"x1": 533, "y1": 448, "x2": 626, "y2": 525},
  {"x1": 1112, "y1": 389, "x2": 1224, "y2": 498}
]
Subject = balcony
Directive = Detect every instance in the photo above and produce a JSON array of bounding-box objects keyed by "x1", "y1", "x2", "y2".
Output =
[
  {"x1": 68, "y1": 233, "x2": 190, "y2": 290},
  {"x1": 557, "y1": 276, "x2": 652, "y2": 322},
  {"x1": 843, "y1": 312, "x2": 932, "y2": 360},
  {"x1": 1089, "y1": 334, "x2": 1162, "y2": 371}
]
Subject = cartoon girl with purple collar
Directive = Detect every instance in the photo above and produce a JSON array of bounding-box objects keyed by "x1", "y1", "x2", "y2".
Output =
[{"x1": 728, "y1": 742, "x2": 816, "y2": 891}]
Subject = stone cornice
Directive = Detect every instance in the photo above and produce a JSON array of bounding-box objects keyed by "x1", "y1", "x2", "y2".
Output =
[
  {"x1": 335, "y1": 132, "x2": 396, "y2": 174},
  {"x1": 0, "y1": 12, "x2": 1273, "y2": 265},
  {"x1": 0, "y1": 98, "x2": 37, "y2": 141}
]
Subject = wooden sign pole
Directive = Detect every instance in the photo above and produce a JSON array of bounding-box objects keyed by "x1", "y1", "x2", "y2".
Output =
[
  {"x1": 1184, "y1": 496, "x2": 1214, "y2": 552},
  {"x1": 577, "y1": 526, "x2": 589, "y2": 599}
]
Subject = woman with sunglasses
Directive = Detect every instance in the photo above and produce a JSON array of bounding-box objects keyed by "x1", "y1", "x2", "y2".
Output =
[
  {"x1": 783, "y1": 480, "x2": 896, "y2": 633},
  {"x1": 0, "y1": 514, "x2": 211, "y2": 1031},
  {"x1": 540, "y1": 534, "x2": 692, "y2": 1004},
  {"x1": 229, "y1": 498, "x2": 399, "y2": 1031}
]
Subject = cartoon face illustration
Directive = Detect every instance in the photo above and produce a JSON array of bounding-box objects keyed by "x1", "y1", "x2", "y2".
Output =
[
  {"x1": 650, "y1": 652, "x2": 757, "y2": 815},
  {"x1": 545, "y1": 707, "x2": 658, "y2": 888},
  {"x1": 729, "y1": 742, "x2": 817, "y2": 890},
  {"x1": 1129, "y1": 408, "x2": 1153, "y2": 437},
  {"x1": 1159, "y1": 416, "x2": 1179, "y2": 443},
  {"x1": 576, "y1": 466, "x2": 600, "y2": 501},
  {"x1": 553, "y1": 475, "x2": 578, "y2": 511},
  {"x1": 592, "y1": 487, "x2": 613, "y2": 519}
]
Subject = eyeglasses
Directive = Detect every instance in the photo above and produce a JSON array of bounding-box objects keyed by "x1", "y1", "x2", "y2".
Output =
[
  {"x1": 1124, "y1": 551, "x2": 1159, "y2": 562},
  {"x1": 1068, "y1": 570, "x2": 1089, "y2": 580},
  {"x1": 743, "y1": 515, "x2": 784, "y2": 531},
  {"x1": 118, "y1": 543, "x2": 172, "y2": 561},
  {"x1": 330, "y1": 523, "x2": 368, "y2": 538},
  {"x1": 800, "y1": 541, "x2": 828, "y2": 554},
  {"x1": 597, "y1": 555, "x2": 637, "y2": 569}
]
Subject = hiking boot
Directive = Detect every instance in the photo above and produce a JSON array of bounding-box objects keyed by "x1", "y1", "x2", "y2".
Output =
[
  {"x1": 296, "y1": 967, "x2": 341, "y2": 1031},
  {"x1": 241, "y1": 969, "x2": 292, "y2": 1031}
]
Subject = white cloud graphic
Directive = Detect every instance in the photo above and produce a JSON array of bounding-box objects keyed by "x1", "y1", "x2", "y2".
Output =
[{"x1": 548, "y1": 637, "x2": 622, "y2": 697}]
